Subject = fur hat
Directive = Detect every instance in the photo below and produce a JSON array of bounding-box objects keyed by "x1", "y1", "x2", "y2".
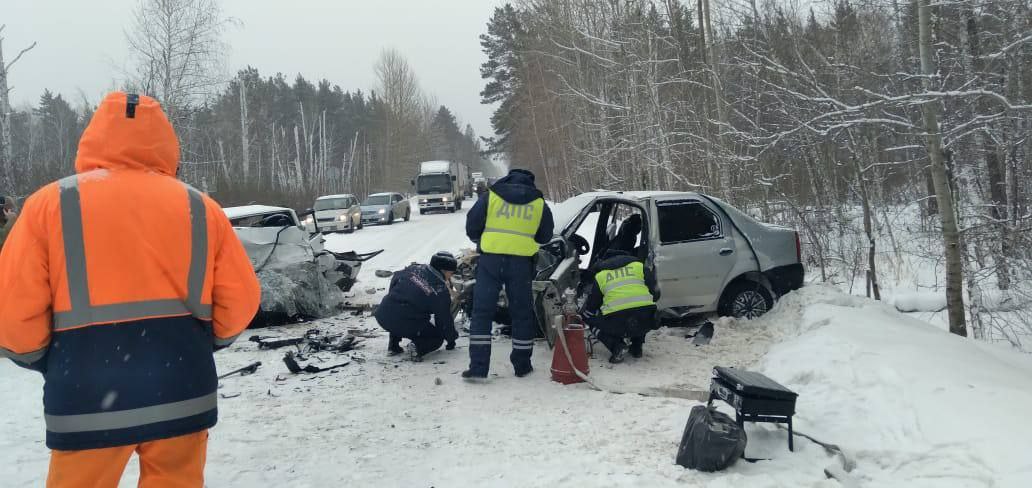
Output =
[{"x1": 430, "y1": 251, "x2": 458, "y2": 273}]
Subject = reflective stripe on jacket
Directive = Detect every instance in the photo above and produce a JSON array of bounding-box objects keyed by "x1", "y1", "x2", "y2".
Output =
[
  {"x1": 596, "y1": 261, "x2": 655, "y2": 315},
  {"x1": 0, "y1": 92, "x2": 261, "y2": 451},
  {"x1": 480, "y1": 191, "x2": 544, "y2": 257}
]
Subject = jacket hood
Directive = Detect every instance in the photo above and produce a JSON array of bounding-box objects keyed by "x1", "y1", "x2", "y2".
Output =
[
  {"x1": 602, "y1": 249, "x2": 632, "y2": 261},
  {"x1": 491, "y1": 169, "x2": 543, "y2": 205},
  {"x1": 75, "y1": 92, "x2": 180, "y2": 176}
]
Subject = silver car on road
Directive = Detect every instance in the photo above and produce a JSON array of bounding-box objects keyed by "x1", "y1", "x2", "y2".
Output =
[
  {"x1": 361, "y1": 192, "x2": 411, "y2": 225},
  {"x1": 306, "y1": 194, "x2": 363, "y2": 233}
]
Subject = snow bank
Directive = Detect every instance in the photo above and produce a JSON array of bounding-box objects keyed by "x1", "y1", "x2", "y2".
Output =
[
  {"x1": 757, "y1": 286, "x2": 1032, "y2": 487},
  {"x1": 889, "y1": 291, "x2": 946, "y2": 313},
  {"x1": 890, "y1": 288, "x2": 1032, "y2": 314}
]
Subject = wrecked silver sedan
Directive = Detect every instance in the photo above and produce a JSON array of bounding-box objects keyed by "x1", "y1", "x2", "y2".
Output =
[
  {"x1": 224, "y1": 205, "x2": 381, "y2": 327},
  {"x1": 454, "y1": 191, "x2": 804, "y2": 343}
]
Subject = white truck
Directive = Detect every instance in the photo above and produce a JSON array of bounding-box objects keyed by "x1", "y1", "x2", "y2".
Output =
[{"x1": 412, "y1": 160, "x2": 469, "y2": 214}]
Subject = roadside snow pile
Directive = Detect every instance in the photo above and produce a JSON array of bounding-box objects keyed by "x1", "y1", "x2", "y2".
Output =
[
  {"x1": 888, "y1": 291, "x2": 946, "y2": 313},
  {"x1": 757, "y1": 285, "x2": 1032, "y2": 488},
  {"x1": 889, "y1": 288, "x2": 1032, "y2": 314}
]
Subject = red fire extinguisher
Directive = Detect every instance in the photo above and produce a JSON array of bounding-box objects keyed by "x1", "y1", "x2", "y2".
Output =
[{"x1": 551, "y1": 289, "x2": 590, "y2": 385}]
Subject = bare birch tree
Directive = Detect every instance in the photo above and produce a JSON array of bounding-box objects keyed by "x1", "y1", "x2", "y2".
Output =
[{"x1": 124, "y1": 0, "x2": 233, "y2": 121}]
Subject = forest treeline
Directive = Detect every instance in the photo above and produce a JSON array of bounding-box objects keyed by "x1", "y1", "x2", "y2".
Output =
[
  {"x1": 0, "y1": 61, "x2": 486, "y2": 209},
  {"x1": 479, "y1": 0, "x2": 1032, "y2": 341}
]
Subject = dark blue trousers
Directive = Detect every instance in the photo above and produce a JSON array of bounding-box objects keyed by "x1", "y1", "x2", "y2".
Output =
[{"x1": 468, "y1": 253, "x2": 536, "y2": 375}]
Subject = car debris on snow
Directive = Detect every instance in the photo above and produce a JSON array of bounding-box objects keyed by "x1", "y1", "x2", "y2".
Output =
[
  {"x1": 283, "y1": 351, "x2": 351, "y2": 374},
  {"x1": 217, "y1": 361, "x2": 262, "y2": 379}
]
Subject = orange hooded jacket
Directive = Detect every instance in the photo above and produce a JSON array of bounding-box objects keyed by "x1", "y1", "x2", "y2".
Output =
[{"x1": 0, "y1": 92, "x2": 261, "y2": 450}]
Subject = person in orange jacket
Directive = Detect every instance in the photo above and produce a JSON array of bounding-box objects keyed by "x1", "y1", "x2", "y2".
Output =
[{"x1": 0, "y1": 92, "x2": 261, "y2": 488}]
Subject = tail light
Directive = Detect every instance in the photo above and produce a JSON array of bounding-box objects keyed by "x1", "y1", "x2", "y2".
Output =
[{"x1": 795, "y1": 231, "x2": 802, "y2": 263}]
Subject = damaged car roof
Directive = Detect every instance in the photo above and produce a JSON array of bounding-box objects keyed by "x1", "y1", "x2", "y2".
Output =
[{"x1": 224, "y1": 205, "x2": 295, "y2": 220}]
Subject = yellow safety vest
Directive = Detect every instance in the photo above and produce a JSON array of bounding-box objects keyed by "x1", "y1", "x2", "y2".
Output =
[
  {"x1": 596, "y1": 261, "x2": 655, "y2": 315},
  {"x1": 481, "y1": 191, "x2": 544, "y2": 257}
]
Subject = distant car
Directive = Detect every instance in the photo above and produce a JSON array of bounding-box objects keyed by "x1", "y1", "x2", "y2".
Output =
[
  {"x1": 306, "y1": 194, "x2": 363, "y2": 233},
  {"x1": 361, "y1": 192, "x2": 411, "y2": 225}
]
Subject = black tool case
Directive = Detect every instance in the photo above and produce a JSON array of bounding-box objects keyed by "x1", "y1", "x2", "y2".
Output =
[{"x1": 708, "y1": 366, "x2": 798, "y2": 451}]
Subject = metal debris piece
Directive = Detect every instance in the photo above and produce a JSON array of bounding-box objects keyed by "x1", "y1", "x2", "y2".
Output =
[{"x1": 218, "y1": 361, "x2": 262, "y2": 379}]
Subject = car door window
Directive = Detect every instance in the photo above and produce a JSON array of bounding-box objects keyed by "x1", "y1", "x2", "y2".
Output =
[{"x1": 657, "y1": 201, "x2": 721, "y2": 244}]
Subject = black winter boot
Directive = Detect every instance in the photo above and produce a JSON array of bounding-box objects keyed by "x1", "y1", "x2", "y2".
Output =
[
  {"x1": 629, "y1": 338, "x2": 643, "y2": 359},
  {"x1": 387, "y1": 335, "x2": 404, "y2": 356},
  {"x1": 609, "y1": 342, "x2": 627, "y2": 364},
  {"x1": 462, "y1": 369, "x2": 488, "y2": 382}
]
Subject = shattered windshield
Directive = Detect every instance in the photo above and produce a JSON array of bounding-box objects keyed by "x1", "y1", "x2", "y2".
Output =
[
  {"x1": 553, "y1": 194, "x2": 599, "y2": 232},
  {"x1": 362, "y1": 195, "x2": 391, "y2": 206},
  {"x1": 417, "y1": 175, "x2": 451, "y2": 194}
]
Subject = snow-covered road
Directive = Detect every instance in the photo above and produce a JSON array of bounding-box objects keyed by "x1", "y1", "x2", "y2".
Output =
[
  {"x1": 323, "y1": 198, "x2": 474, "y2": 306},
  {"x1": 3, "y1": 203, "x2": 1032, "y2": 487}
]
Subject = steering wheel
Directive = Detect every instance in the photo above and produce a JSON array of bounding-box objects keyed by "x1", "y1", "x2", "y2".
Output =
[{"x1": 569, "y1": 234, "x2": 591, "y2": 256}]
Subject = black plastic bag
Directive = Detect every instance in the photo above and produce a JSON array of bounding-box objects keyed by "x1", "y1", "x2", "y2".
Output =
[{"x1": 676, "y1": 405, "x2": 747, "y2": 472}]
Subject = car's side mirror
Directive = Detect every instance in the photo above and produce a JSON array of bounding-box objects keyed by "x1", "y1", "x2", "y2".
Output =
[{"x1": 410, "y1": 179, "x2": 415, "y2": 186}]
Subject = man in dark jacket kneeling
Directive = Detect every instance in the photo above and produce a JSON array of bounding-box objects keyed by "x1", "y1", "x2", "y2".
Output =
[
  {"x1": 374, "y1": 252, "x2": 460, "y2": 361},
  {"x1": 581, "y1": 250, "x2": 661, "y2": 363}
]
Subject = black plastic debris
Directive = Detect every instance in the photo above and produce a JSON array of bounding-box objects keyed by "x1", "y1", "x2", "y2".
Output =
[{"x1": 283, "y1": 351, "x2": 350, "y2": 374}]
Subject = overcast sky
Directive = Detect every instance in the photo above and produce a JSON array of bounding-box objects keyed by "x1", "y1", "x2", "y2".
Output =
[{"x1": 1, "y1": 0, "x2": 504, "y2": 137}]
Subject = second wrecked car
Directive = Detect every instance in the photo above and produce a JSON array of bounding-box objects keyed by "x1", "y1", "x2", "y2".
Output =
[{"x1": 224, "y1": 205, "x2": 381, "y2": 327}]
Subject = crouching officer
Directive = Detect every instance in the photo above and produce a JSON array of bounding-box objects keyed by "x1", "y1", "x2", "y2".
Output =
[
  {"x1": 582, "y1": 250, "x2": 660, "y2": 363},
  {"x1": 374, "y1": 252, "x2": 459, "y2": 361}
]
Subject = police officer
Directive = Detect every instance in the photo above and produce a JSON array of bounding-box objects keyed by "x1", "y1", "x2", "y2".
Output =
[
  {"x1": 582, "y1": 250, "x2": 660, "y2": 363},
  {"x1": 464, "y1": 169, "x2": 554, "y2": 380},
  {"x1": 374, "y1": 251, "x2": 460, "y2": 361}
]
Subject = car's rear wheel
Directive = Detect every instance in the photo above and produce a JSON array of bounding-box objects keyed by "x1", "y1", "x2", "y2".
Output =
[{"x1": 718, "y1": 281, "x2": 773, "y2": 319}]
